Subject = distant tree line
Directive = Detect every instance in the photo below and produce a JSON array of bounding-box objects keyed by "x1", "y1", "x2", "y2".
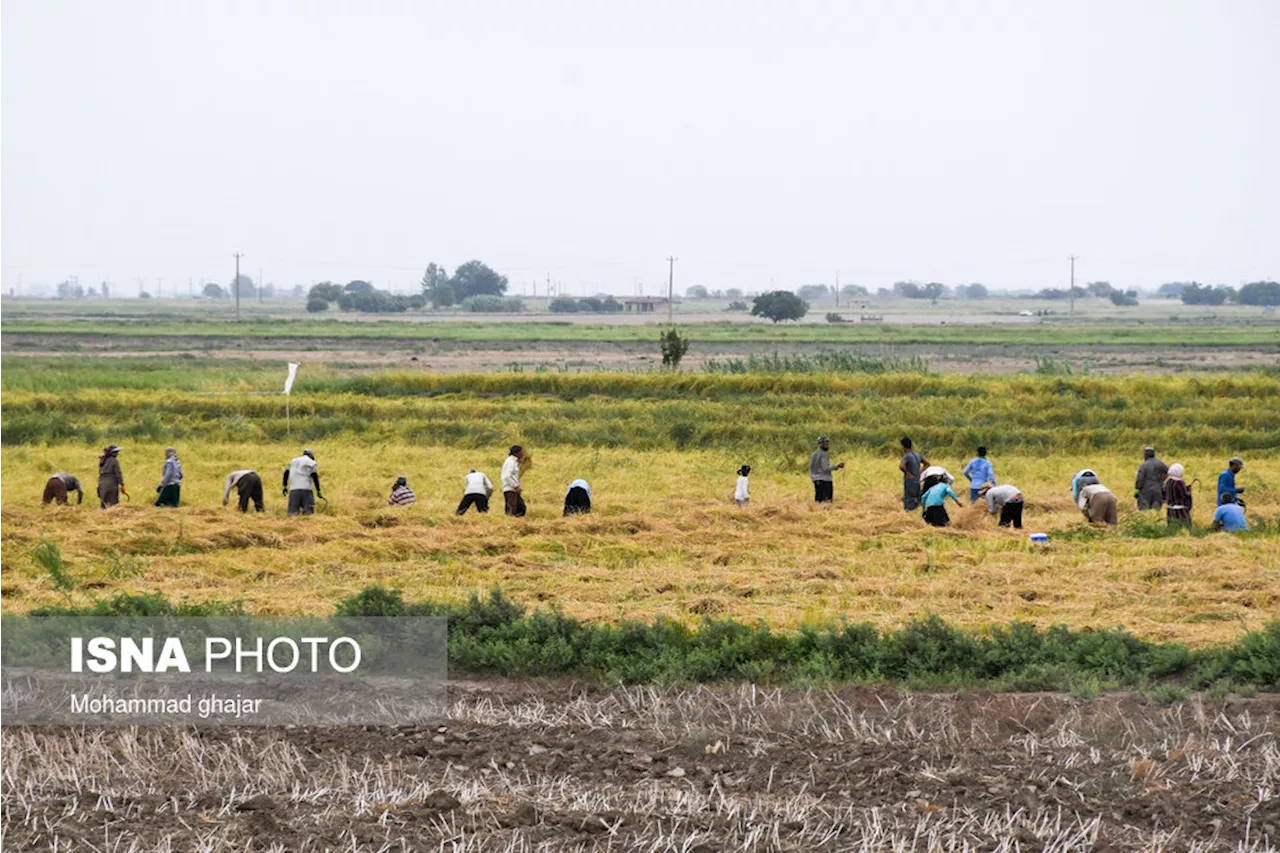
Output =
[
  {"x1": 306, "y1": 280, "x2": 427, "y2": 314},
  {"x1": 1167, "y1": 281, "x2": 1280, "y2": 307},
  {"x1": 549, "y1": 295, "x2": 624, "y2": 314}
]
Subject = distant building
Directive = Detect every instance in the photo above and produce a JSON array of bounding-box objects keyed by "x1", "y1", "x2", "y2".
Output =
[{"x1": 624, "y1": 297, "x2": 669, "y2": 313}]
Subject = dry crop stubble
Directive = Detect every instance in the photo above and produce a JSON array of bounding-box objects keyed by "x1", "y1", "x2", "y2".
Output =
[{"x1": 1, "y1": 441, "x2": 1276, "y2": 646}]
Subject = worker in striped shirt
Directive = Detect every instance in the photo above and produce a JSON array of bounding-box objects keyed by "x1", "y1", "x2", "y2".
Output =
[{"x1": 387, "y1": 476, "x2": 417, "y2": 506}]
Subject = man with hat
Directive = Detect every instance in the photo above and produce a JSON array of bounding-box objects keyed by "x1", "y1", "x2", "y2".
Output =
[
  {"x1": 501, "y1": 445, "x2": 527, "y2": 517},
  {"x1": 1134, "y1": 446, "x2": 1169, "y2": 510},
  {"x1": 387, "y1": 476, "x2": 416, "y2": 506},
  {"x1": 283, "y1": 449, "x2": 323, "y2": 516},
  {"x1": 809, "y1": 436, "x2": 844, "y2": 503},
  {"x1": 1217, "y1": 457, "x2": 1246, "y2": 506}
]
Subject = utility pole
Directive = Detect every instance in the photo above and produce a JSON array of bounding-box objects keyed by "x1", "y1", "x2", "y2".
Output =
[
  {"x1": 1068, "y1": 255, "x2": 1078, "y2": 315},
  {"x1": 835, "y1": 271, "x2": 840, "y2": 308},
  {"x1": 666, "y1": 256, "x2": 677, "y2": 323},
  {"x1": 259, "y1": 269, "x2": 263, "y2": 303},
  {"x1": 234, "y1": 253, "x2": 243, "y2": 321}
]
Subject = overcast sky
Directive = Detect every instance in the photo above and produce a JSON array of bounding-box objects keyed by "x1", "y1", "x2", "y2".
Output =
[{"x1": 3, "y1": 0, "x2": 1277, "y2": 296}]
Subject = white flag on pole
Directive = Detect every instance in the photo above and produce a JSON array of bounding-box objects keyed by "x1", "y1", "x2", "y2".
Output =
[{"x1": 284, "y1": 362, "x2": 300, "y2": 396}]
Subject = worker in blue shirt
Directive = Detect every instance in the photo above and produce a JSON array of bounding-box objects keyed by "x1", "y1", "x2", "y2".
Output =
[
  {"x1": 1217, "y1": 457, "x2": 1245, "y2": 506},
  {"x1": 1212, "y1": 496, "x2": 1249, "y2": 532},
  {"x1": 962, "y1": 447, "x2": 996, "y2": 504}
]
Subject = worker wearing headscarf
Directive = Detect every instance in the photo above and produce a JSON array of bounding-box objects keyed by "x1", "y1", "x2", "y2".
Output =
[
  {"x1": 1070, "y1": 468, "x2": 1100, "y2": 504},
  {"x1": 1163, "y1": 463, "x2": 1192, "y2": 529},
  {"x1": 155, "y1": 446, "x2": 183, "y2": 507},
  {"x1": 98, "y1": 445, "x2": 125, "y2": 508}
]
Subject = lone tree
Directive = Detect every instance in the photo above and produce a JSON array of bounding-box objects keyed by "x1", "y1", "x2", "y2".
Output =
[
  {"x1": 751, "y1": 291, "x2": 808, "y2": 323},
  {"x1": 450, "y1": 260, "x2": 508, "y2": 301},
  {"x1": 202, "y1": 282, "x2": 228, "y2": 299},
  {"x1": 420, "y1": 263, "x2": 454, "y2": 307},
  {"x1": 660, "y1": 327, "x2": 690, "y2": 370}
]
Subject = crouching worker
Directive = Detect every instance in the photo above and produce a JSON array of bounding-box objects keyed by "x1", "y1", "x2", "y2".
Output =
[
  {"x1": 563, "y1": 479, "x2": 592, "y2": 515},
  {"x1": 1079, "y1": 482, "x2": 1117, "y2": 526},
  {"x1": 457, "y1": 469, "x2": 494, "y2": 514},
  {"x1": 43, "y1": 472, "x2": 84, "y2": 505},
  {"x1": 980, "y1": 483, "x2": 1024, "y2": 529},
  {"x1": 1212, "y1": 495, "x2": 1249, "y2": 533},
  {"x1": 388, "y1": 476, "x2": 416, "y2": 506},
  {"x1": 921, "y1": 478, "x2": 962, "y2": 527},
  {"x1": 223, "y1": 469, "x2": 264, "y2": 512},
  {"x1": 283, "y1": 449, "x2": 322, "y2": 516}
]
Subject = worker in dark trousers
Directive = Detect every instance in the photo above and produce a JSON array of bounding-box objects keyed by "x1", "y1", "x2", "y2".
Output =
[{"x1": 223, "y1": 469, "x2": 265, "y2": 512}]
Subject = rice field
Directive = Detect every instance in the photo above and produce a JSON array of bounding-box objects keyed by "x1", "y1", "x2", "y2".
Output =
[{"x1": 3, "y1": 440, "x2": 1276, "y2": 647}]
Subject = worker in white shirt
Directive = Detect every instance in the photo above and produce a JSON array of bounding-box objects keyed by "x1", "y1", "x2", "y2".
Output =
[
  {"x1": 456, "y1": 469, "x2": 494, "y2": 515},
  {"x1": 223, "y1": 469, "x2": 264, "y2": 512},
  {"x1": 734, "y1": 465, "x2": 751, "y2": 507},
  {"x1": 282, "y1": 449, "x2": 322, "y2": 516},
  {"x1": 501, "y1": 445, "x2": 526, "y2": 517}
]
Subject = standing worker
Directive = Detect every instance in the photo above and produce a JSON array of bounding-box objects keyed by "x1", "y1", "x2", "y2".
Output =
[
  {"x1": 734, "y1": 465, "x2": 751, "y2": 508},
  {"x1": 43, "y1": 472, "x2": 84, "y2": 506},
  {"x1": 456, "y1": 469, "x2": 494, "y2": 515},
  {"x1": 1163, "y1": 463, "x2": 1192, "y2": 529},
  {"x1": 223, "y1": 469, "x2": 264, "y2": 513},
  {"x1": 283, "y1": 449, "x2": 322, "y2": 516},
  {"x1": 155, "y1": 446, "x2": 184, "y2": 507},
  {"x1": 1134, "y1": 447, "x2": 1168, "y2": 510},
  {"x1": 920, "y1": 478, "x2": 963, "y2": 527},
  {"x1": 810, "y1": 436, "x2": 844, "y2": 503},
  {"x1": 563, "y1": 479, "x2": 592, "y2": 515},
  {"x1": 899, "y1": 437, "x2": 927, "y2": 511},
  {"x1": 501, "y1": 445, "x2": 527, "y2": 517},
  {"x1": 387, "y1": 476, "x2": 417, "y2": 506},
  {"x1": 979, "y1": 483, "x2": 1024, "y2": 529},
  {"x1": 97, "y1": 445, "x2": 125, "y2": 508},
  {"x1": 1217, "y1": 457, "x2": 1245, "y2": 506},
  {"x1": 961, "y1": 447, "x2": 996, "y2": 504},
  {"x1": 1079, "y1": 481, "x2": 1118, "y2": 526}
]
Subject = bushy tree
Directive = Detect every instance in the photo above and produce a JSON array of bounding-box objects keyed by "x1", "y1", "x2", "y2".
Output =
[
  {"x1": 841, "y1": 284, "x2": 869, "y2": 298},
  {"x1": 1181, "y1": 283, "x2": 1231, "y2": 305},
  {"x1": 420, "y1": 263, "x2": 454, "y2": 306},
  {"x1": 306, "y1": 297, "x2": 329, "y2": 313},
  {"x1": 1037, "y1": 288, "x2": 1069, "y2": 300},
  {"x1": 309, "y1": 282, "x2": 343, "y2": 302},
  {"x1": 751, "y1": 291, "x2": 808, "y2": 323},
  {"x1": 1157, "y1": 282, "x2": 1189, "y2": 298},
  {"x1": 727, "y1": 300, "x2": 748, "y2": 311},
  {"x1": 893, "y1": 281, "x2": 922, "y2": 299},
  {"x1": 577, "y1": 297, "x2": 604, "y2": 312},
  {"x1": 344, "y1": 280, "x2": 375, "y2": 295},
  {"x1": 549, "y1": 296, "x2": 579, "y2": 313},
  {"x1": 202, "y1": 282, "x2": 228, "y2": 299},
  {"x1": 956, "y1": 283, "x2": 988, "y2": 299},
  {"x1": 797, "y1": 284, "x2": 830, "y2": 301},
  {"x1": 601, "y1": 296, "x2": 623, "y2": 313},
  {"x1": 1109, "y1": 290, "x2": 1138, "y2": 307},
  {"x1": 1087, "y1": 281, "x2": 1115, "y2": 298},
  {"x1": 684, "y1": 285, "x2": 709, "y2": 299},
  {"x1": 230, "y1": 275, "x2": 255, "y2": 298},
  {"x1": 1237, "y1": 281, "x2": 1280, "y2": 306},
  {"x1": 461, "y1": 295, "x2": 523, "y2": 313},
  {"x1": 724, "y1": 288, "x2": 743, "y2": 299},
  {"x1": 407, "y1": 294, "x2": 427, "y2": 309},
  {"x1": 451, "y1": 260, "x2": 508, "y2": 300},
  {"x1": 659, "y1": 327, "x2": 689, "y2": 369}
]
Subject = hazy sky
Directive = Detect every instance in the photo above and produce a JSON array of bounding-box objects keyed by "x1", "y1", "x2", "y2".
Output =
[{"x1": 3, "y1": 1, "x2": 1277, "y2": 296}]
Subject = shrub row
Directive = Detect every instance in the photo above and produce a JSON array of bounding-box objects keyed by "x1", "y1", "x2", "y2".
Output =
[{"x1": 30, "y1": 587, "x2": 1280, "y2": 692}]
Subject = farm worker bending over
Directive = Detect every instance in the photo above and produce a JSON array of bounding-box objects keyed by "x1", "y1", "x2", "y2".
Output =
[
  {"x1": 1078, "y1": 483, "x2": 1118, "y2": 526},
  {"x1": 899, "y1": 437, "x2": 927, "y2": 511},
  {"x1": 456, "y1": 469, "x2": 494, "y2": 515},
  {"x1": 1217, "y1": 457, "x2": 1245, "y2": 506},
  {"x1": 98, "y1": 445, "x2": 125, "y2": 508},
  {"x1": 980, "y1": 483, "x2": 1024, "y2": 529},
  {"x1": 1070, "y1": 469, "x2": 1100, "y2": 503},
  {"x1": 155, "y1": 447, "x2": 183, "y2": 507},
  {"x1": 283, "y1": 449, "x2": 322, "y2": 516},
  {"x1": 388, "y1": 476, "x2": 417, "y2": 506},
  {"x1": 502, "y1": 446, "x2": 527, "y2": 517},
  {"x1": 223, "y1": 469, "x2": 264, "y2": 513},
  {"x1": 921, "y1": 479, "x2": 962, "y2": 527},
  {"x1": 563, "y1": 479, "x2": 592, "y2": 516},
  {"x1": 734, "y1": 465, "x2": 751, "y2": 508},
  {"x1": 1212, "y1": 495, "x2": 1249, "y2": 532},
  {"x1": 920, "y1": 465, "x2": 954, "y2": 493},
  {"x1": 810, "y1": 436, "x2": 844, "y2": 503},
  {"x1": 43, "y1": 472, "x2": 84, "y2": 505},
  {"x1": 1163, "y1": 464, "x2": 1192, "y2": 529},
  {"x1": 962, "y1": 447, "x2": 996, "y2": 504},
  {"x1": 1134, "y1": 447, "x2": 1168, "y2": 510}
]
